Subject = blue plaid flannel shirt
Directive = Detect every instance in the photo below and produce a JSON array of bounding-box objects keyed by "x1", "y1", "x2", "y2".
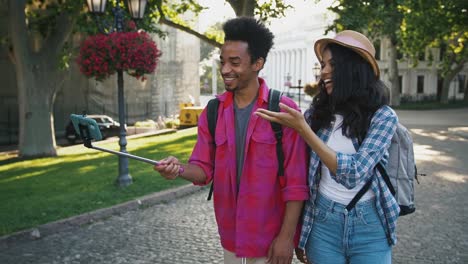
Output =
[{"x1": 299, "y1": 105, "x2": 400, "y2": 249}]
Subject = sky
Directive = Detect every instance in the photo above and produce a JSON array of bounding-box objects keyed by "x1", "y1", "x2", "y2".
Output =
[
  {"x1": 197, "y1": 0, "x2": 235, "y2": 32},
  {"x1": 198, "y1": 0, "x2": 335, "y2": 33}
]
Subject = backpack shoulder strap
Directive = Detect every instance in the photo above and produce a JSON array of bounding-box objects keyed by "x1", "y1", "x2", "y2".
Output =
[
  {"x1": 206, "y1": 98, "x2": 219, "y2": 139},
  {"x1": 268, "y1": 89, "x2": 284, "y2": 177},
  {"x1": 206, "y1": 98, "x2": 219, "y2": 201}
]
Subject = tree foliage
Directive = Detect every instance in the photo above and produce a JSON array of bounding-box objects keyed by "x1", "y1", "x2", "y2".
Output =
[
  {"x1": 327, "y1": 0, "x2": 403, "y2": 39},
  {"x1": 325, "y1": 0, "x2": 403, "y2": 105},
  {"x1": 399, "y1": 0, "x2": 467, "y2": 71},
  {"x1": 6, "y1": 0, "x2": 292, "y2": 157},
  {"x1": 324, "y1": 0, "x2": 467, "y2": 104},
  {"x1": 399, "y1": 0, "x2": 467, "y2": 103},
  {"x1": 154, "y1": 0, "x2": 292, "y2": 48}
]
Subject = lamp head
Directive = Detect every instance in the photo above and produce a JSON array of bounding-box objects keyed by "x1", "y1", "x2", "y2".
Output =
[
  {"x1": 86, "y1": 0, "x2": 107, "y2": 14},
  {"x1": 127, "y1": 0, "x2": 148, "y2": 19}
]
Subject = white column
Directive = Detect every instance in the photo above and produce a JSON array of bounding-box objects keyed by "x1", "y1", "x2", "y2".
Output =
[{"x1": 212, "y1": 58, "x2": 217, "y2": 96}]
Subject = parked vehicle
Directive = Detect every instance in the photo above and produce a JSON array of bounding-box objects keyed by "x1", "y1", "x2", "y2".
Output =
[
  {"x1": 178, "y1": 103, "x2": 204, "y2": 128},
  {"x1": 65, "y1": 115, "x2": 121, "y2": 144}
]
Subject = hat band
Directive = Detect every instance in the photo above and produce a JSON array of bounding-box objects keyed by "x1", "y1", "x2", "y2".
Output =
[{"x1": 334, "y1": 35, "x2": 374, "y2": 56}]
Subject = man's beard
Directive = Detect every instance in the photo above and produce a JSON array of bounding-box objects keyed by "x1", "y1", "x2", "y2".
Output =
[{"x1": 224, "y1": 85, "x2": 238, "y2": 92}]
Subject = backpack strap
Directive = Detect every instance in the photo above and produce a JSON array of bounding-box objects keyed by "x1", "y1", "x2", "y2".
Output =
[
  {"x1": 268, "y1": 89, "x2": 284, "y2": 177},
  {"x1": 346, "y1": 134, "x2": 374, "y2": 211},
  {"x1": 345, "y1": 180, "x2": 373, "y2": 212},
  {"x1": 358, "y1": 128, "x2": 396, "y2": 196},
  {"x1": 206, "y1": 98, "x2": 219, "y2": 201},
  {"x1": 207, "y1": 98, "x2": 219, "y2": 138},
  {"x1": 346, "y1": 134, "x2": 395, "y2": 212},
  {"x1": 376, "y1": 163, "x2": 396, "y2": 195},
  {"x1": 205, "y1": 90, "x2": 284, "y2": 200}
]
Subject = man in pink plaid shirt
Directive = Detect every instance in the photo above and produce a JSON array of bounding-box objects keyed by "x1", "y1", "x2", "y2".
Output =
[{"x1": 154, "y1": 17, "x2": 308, "y2": 264}]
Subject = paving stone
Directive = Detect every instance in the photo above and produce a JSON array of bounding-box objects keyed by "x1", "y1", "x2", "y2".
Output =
[{"x1": 1, "y1": 109, "x2": 467, "y2": 264}]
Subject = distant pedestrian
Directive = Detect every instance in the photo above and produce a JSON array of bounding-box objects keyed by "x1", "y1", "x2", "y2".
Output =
[
  {"x1": 256, "y1": 30, "x2": 399, "y2": 264},
  {"x1": 154, "y1": 17, "x2": 309, "y2": 264}
]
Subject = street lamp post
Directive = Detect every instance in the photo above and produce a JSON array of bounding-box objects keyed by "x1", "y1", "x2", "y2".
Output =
[
  {"x1": 86, "y1": 0, "x2": 148, "y2": 187},
  {"x1": 313, "y1": 62, "x2": 321, "y2": 82},
  {"x1": 289, "y1": 79, "x2": 303, "y2": 109},
  {"x1": 284, "y1": 73, "x2": 292, "y2": 96}
]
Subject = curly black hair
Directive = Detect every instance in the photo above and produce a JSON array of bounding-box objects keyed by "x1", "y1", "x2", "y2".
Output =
[
  {"x1": 307, "y1": 43, "x2": 389, "y2": 140},
  {"x1": 223, "y1": 17, "x2": 274, "y2": 64}
]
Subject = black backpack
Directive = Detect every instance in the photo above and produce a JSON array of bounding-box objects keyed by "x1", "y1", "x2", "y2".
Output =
[{"x1": 205, "y1": 89, "x2": 284, "y2": 200}]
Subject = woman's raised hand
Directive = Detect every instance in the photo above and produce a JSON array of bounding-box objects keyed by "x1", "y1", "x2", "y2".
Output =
[{"x1": 255, "y1": 103, "x2": 308, "y2": 134}]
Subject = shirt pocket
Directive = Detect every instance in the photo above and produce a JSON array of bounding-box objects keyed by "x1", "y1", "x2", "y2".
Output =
[
  {"x1": 250, "y1": 128, "x2": 277, "y2": 168},
  {"x1": 214, "y1": 133, "x2": 228, "y2": 166}
]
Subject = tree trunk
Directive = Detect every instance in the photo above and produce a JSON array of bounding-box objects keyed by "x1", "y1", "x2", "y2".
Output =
[
  {"x1": 241, "y1": 0, "x2": 255, "y2": 16},
  {"x1": 17, "y1": 55, "x2": 61, "y2": 157},
  {"x1": 440, "y1": 62, "x2": 465, "y2": 104},
  {"x1": 9, "y1": 0, "x2": 76, "y2": 158},
  {"x1": 227, "y1": 0, "x2": 255, "y2": 17},
  {"x1": 441, "y1": 76, "x2": 451, "y2": 104},
  {"x1": 464, "y1": 77, "x2": 468, "y2": 103},
  {"x1": 387, "y1": 39, "x2": 400, "y2": 106}
]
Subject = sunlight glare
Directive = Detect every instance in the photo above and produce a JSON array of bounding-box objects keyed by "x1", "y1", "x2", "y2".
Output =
[
  {"x1": 434, "y1": 170, "x2": 467, "y2": 183},
  {"x1": 0, "y1": 170, "x2": 51, "y2": 183},
  {"x1": 78, "y1": 165, "x2": 98, "y2": 173}
]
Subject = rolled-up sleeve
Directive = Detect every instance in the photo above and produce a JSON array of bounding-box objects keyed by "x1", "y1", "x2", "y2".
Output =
[
  {"x1": 280, "y1": 99, "x2": 309, "y2": 201},
  {"x1": 334, "y1": 106, "x2": 398, "y2": 189},
  {"x1": 188, "y1": 108, "x2": 215, "y2": 186}
]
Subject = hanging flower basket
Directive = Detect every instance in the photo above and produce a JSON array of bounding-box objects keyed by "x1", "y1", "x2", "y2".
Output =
[{"x1": 76, "y1": 31, "x2": 161, "y2": 81}]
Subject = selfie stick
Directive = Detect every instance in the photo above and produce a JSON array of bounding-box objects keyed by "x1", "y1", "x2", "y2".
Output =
[{"x1": 78, "y1": 124, "x2": 160, "y2": 166}]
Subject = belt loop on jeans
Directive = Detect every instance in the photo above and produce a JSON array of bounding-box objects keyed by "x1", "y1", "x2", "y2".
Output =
[{"x1": 327, "y1": 198, "x2": 336, "y2": 213}]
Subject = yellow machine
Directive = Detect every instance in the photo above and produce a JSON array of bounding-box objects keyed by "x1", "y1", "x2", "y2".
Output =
[{"x1": 178, "y1": 103, "x2": 204, "y2": 128}]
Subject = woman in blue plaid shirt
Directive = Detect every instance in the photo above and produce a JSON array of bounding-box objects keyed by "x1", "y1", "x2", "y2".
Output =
[{"x1": 256, "y1": 30, "x2": 399, "y2": 264}]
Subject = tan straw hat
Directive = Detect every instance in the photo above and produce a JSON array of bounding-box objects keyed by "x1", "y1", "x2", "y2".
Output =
[{"x1": 314, "y1": 30, "x2": 380, "y2": 77}]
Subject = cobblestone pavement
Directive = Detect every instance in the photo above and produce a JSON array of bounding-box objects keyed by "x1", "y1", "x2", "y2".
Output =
[
  {"x1": 392, "y1": 126, "x2": 468, "y2": 264},
  {"x1": 1, "y1": 109, "x2": 468, "y2": 264}
]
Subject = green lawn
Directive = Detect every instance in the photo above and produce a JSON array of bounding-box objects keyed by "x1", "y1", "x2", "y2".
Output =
[{"x1": 0, "y1": 128, "x2": 198, "y2": 237}]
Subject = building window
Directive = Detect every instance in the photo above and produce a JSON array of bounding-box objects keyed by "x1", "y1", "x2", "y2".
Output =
[
  {"x1": 398, "y1": 75, "x2": 403, "y2": 93},
  {"x1": 439, "y1": 44, "x2": 446, "y2": 61},
  {"x1": 417, "y1": 75, "x2": 424, "y2": 94},
  {"x1": 459, "y1": 75, "x2": 466, "y2": 93},
  {"x1": 418, "y1": 51, "x2": 425, "y2": 61},
  {"x1": 397, "y1": 48, "x2": 404, "y2": 60}
]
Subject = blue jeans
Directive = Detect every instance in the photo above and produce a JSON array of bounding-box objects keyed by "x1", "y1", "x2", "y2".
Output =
[{"x1": 305, "y1": 193, "x2": 391, "y2": 264}]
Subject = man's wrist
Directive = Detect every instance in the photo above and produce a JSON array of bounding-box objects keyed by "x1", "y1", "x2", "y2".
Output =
[{"x1": 177, "y1": 165, "x2": 185, "y2": 178}]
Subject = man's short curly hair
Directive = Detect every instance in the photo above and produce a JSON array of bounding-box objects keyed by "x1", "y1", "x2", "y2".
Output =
[{"x1": 223, "y1": 17, "x2": 274, "y2": 64}]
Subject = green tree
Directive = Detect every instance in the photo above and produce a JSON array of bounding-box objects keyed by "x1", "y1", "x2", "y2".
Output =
[
  {"x1": 326, "y1": 0, "x2": 404, "y2": 106},
  {"x1": 8, "y1": 0, "x2": 82, "y2": 157},
  {"x1": 156, "y1": 0, "x2": 292, "y2": 48},
  {"x1": 399, "y1": 0, "x2": 467, "y2": 104},
  {"x1": 6, "y1": 0, "x2": 292, "y2": 158},
  {"x1": 325, "y1": 0, "x2": 467, "y2": 105},
  {"x1": 7, "y1": 0, "x2": 164, "y2": 158}
]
